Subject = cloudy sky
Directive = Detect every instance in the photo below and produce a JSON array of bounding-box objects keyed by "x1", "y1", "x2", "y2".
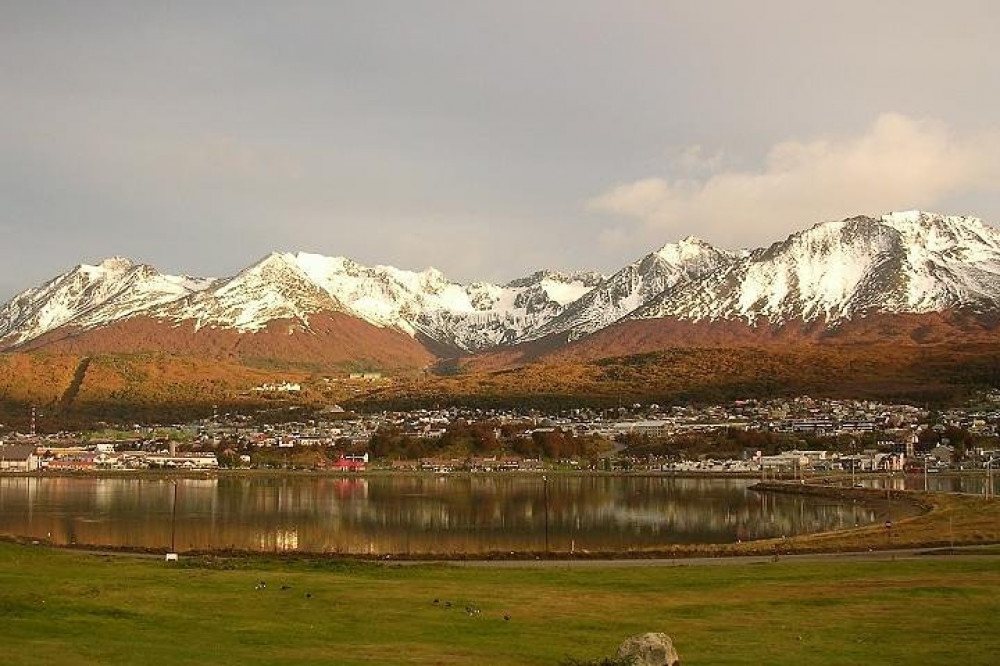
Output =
[{"x1": 2, "y1": 1, "x2": 999, "y2": 297}]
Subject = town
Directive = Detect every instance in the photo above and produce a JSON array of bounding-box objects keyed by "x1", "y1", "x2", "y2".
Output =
[{"x1": 2, "y1": 393, "x2": 999, "y2": 478}]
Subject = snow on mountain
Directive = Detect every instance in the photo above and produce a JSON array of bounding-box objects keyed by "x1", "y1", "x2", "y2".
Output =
[
  {"x1": 632, "y1": 212, "x2": 1000, "y2": 324},
  {"x1": 525, "y1": 236, "x2": 737, "y2": 342},
  {"x1": 4, "y1": 212, "x2": 1000, "y2": 354},
  {"x1": 286, "y1": 252, "x2": 474, "y2": 332},
  {"x1": 0, "y1": 251, "x2": 603, "y2": 350},
  {"x1": 412, "y1": 269, "x2": 605, "y2": 350},
  {"x1": 151, "y1": 252, "x2": 351, "y2": 331},
  {"x1": 878, "y1": 211, "x2": 1000, "y2": 310},
  {"x1": 281, "y1": 253, "x2": 603, "y2": 350},
  {"x1": 0, "y1": 257, "x2": 212, "y2": 346}
]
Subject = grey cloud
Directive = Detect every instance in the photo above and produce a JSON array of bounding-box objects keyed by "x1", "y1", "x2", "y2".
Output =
[{"x1": 1, "y1": 1, "x2": 998, "y2": 297}]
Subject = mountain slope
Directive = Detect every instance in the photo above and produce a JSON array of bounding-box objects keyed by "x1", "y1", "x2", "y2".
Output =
[
  {"x1": 0, "y1": 257, "x2": 212, "y2": 348},
  {"x1": 525, "y1": 237, "x2": 737, "y2": 342},
  {"x1": 18, "y1": 312, "x2": 437, "y2": 371},
  {"x1": 151, "y1": 252, "x2": 352, "y2": 332},
  {"x1": 633, "y1": 212, "x2": 1000, "y2": 324},
  {"x1": 285, "y1": 253, "x2": 603, "y2": 351},
  {"x1": 3, "y1": 211, "x2": 1000, "y2": 371}
]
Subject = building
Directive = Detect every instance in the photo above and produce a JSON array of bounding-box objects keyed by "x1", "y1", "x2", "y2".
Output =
[
  {"x1": 0, "y1": 444, "x2": 40, "y2": 472},
  {"x1": 348, "y1": 372, "x2": 382, "y2": 381},
  {"x1": 45, "y1": 453, "x2": 97, "y2": 471},
  {"x1": 759, "y1": 452, "x2": 811, "y2": 473},
  {"x1": 146, "y1": 452, "x2": 219, "y2": 469},
  {"x1": 332, "y1": 458, "x2": 364, "y2": 471}
]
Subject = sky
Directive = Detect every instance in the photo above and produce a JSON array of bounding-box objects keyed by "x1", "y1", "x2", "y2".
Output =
[{"x1": 2, "y1": 1, "x2": 999, "y2": 297}]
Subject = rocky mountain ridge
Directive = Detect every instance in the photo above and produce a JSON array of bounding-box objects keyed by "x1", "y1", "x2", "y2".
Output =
[{"x1": 3, "y1": 211, "x2": 1000, "y2": 360}]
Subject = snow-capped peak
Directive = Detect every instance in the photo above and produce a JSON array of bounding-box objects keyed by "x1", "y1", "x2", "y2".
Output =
[
  {"x1": 523, "y1": 235, "x2": 736, "y2": 342},
  {"x1": 5, "y1": 211, "x2": 1000, "y2": 354},
  {"x1": 633, "y1": 212, "x2": 1000, "y2": 324},
  {"x1": 653, "y1": 235, "x2": 716, "y2": 261},
  {"x1": 243, "y1": 253, "x2": 604, "y2": 350},
  {"x1": 0, "y1": 258, "x2": 214, "y2": 346},
  {"x1": 94, "y1": 256, "x2": 135, "y2": 270},
  {"x1": 879, "y1": 211, "x2": 1000, "y2": 256}
]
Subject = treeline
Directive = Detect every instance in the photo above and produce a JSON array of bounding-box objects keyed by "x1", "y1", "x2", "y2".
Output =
[
  {"x1": 620, "y1": 429, "x2": 814, "y2": 459},
  {"x1": 620, "y1": 425, "x2": 999, "y2": 460},
  {"x1": 354, "y1": 345, "x2": 1000, "y2": 410}
]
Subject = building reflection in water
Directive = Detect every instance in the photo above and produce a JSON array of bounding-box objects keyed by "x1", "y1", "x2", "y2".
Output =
[{"x1": 0, "y1": 475, "x2": 916, "y2": 555}]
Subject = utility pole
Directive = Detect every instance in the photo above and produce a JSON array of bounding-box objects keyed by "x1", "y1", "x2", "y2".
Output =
[
  {"x1": 167, "y1": 480, "x2": 179, "y2": 561},
  {"x1": 542, "y1": 475, "x2": 550, "y2": 556},
  {"x1": 987, "y1": 458, "x2": 997, "y2": 499}
]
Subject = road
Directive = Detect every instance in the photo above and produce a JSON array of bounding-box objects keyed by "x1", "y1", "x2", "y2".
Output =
[{"x1": 403, "y1": 544, "x2": 1000, "y2": 568}]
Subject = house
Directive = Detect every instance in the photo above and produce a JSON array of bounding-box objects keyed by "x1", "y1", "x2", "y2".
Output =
[
  {"x1": 873, "y1": 452, "x2": 906, "y2": 472},
  {"x1": 45, "y1": 453, "x2": 98, "y2": 471},
  {"x1": 348, "y1": 372, "x2": 382, "y2": 381},
  {"x1": 928, "y1": 444, "x2": 954, "y2": 466},
  {"x1": 253, "y1": 382, "x2": 301, "y2": 393},
  {"x1": 619, "y1": 420, "x2": 673, "y2": 437},
  {"x1": 759, "y1": 452, "x2": 811, "y2": 473},
  {"x1": 0, "y1": 444, "x2": 40, "y2": 472},
  {"x1": 332, "y1": 455, "x2": 366, "y2": 472}
]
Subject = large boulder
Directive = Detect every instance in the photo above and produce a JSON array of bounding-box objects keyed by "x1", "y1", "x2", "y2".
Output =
[{"x1": 616, "y1": 633, "x2": 680, "y2": 666}]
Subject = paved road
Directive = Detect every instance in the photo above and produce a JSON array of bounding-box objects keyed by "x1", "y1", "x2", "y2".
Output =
[{"x1": 403, "y1": 545, "x2": 1000, "y2": 568}]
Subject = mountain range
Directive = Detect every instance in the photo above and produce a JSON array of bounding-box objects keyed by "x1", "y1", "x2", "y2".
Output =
[{"x1": 3, "y1": 211, "x2": 1000, "y2": 372}]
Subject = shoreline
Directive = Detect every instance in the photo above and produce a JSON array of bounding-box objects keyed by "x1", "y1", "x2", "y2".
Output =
[
  {"x1": 4, "y1": 482, "x2": 995, "y2": 562},
  {"x1": 0, "y1": 467, "x2": 986, "y2": 481}
]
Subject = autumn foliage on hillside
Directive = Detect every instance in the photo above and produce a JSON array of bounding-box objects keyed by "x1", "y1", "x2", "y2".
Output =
[
  {"x1": 0, "y1": 352, "x2": 316, "y2": 429},
  {"x1": 360, "y1": 343, "x2": 1000, "y2": 410},
  {"x1": 3, "y1": 307, "x2": 1000, "y2": 428},
  {"x1": 18, "y1": 313, "x2": 435, "y2": 371}
]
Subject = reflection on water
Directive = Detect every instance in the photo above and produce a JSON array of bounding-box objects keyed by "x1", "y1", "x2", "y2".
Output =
[
  {"x1": 0, "y1": 475, "x2": 883, "y2": 554},
  {"x1": 859, "y1": 473, "x2": 1000, "y2": 495}
]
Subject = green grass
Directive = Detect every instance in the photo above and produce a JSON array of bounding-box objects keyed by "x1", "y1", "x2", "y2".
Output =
[{"x1": 1, "y1": 543, "x2": 998, "y2": 665}]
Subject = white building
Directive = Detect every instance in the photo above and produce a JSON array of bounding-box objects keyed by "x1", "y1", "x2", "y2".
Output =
[{"x1": 0, "y1": 444, "x2": 40, "y2": 472}]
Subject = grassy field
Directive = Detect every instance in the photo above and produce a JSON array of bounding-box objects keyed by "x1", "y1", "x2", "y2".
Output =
[
  {"x1": 2, "y1": 543, "x2": 999, "y2": 665},
  {"x1": 722, "y1": 485, "x2": 1000, "y2": 556}
]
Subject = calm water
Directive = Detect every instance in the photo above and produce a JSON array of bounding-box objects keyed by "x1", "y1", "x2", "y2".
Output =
[
  {"x1": 0, "y1": 475, "x2": 885, "y2": 555},
  {"x1": 858, "y1": 473, "x2": 1000, "y2": 495}
]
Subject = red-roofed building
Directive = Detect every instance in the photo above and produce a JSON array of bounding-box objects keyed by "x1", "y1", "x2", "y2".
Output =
[{"x1": 332, "y1": 454, "x2": 367, "y2": 471}]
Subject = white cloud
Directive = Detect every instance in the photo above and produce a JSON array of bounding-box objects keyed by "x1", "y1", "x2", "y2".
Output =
[{"x1": 590, "y1": 113, "x2": 1000, "y2": 250}]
